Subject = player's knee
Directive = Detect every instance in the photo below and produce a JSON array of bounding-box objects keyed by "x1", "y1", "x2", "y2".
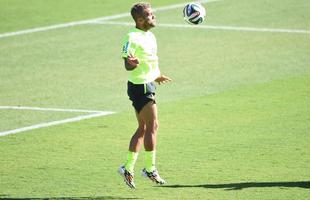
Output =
[
  {"x1": 136, "y1": 125, "x2": 146, "y2": 136},
  {"x1": 139, "y1": 125, "x2": 146, "y2": 134},
  {"x1": 146, "y1": 120, "x2": 159, "y2": 133},
  {"x1": 154, "y1": 121, "x2": 159, "y2": 132}
]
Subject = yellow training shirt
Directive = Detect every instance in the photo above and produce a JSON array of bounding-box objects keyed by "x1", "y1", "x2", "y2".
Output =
[{"x1": 121, "y1": 28, "x2": 160, "y2": 84}]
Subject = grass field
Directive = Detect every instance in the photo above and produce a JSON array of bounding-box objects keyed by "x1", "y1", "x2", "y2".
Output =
[{"x1": 1, "y1": 0, "x2": 310, "y2": 199}]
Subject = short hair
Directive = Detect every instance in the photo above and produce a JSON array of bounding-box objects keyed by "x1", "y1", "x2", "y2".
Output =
[{"x1": 131, "y1": 2, "x2": 151, "y2": 22}]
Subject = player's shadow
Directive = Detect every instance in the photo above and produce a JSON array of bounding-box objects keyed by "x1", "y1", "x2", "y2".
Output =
[
  {"x1": 162, "y1": 181, "x2": 310, "y2": 190},
  {"x1": 0, "y1": 196, "x2": 140, "y2": 200}
]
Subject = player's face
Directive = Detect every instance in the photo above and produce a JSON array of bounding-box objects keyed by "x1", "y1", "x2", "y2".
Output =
[{"x1": 142, "y1": 7, "x2": 156, "y2": 29}]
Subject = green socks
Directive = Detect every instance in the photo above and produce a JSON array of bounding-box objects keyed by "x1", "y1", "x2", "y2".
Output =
[
  {"x1": 145, "y1": 150, "x2": 156, "y2": 172},
  {"x1": 124, "y1": 150, "x2": 156, "y2": 173},
  {"x1": 124, "y1": 151, "x2": 139, "y2": 173}
]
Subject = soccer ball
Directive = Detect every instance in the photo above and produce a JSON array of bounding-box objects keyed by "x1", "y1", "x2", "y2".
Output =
[{"x1": 183, "y1": 3, "x2": 206, "y2": 25}]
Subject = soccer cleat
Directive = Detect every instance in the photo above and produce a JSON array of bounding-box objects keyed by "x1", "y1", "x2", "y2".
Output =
[
  {"x1": 141, "y1": 168, "x2": 166, "y2": 185},
  {"x1": 118, "y1": 165, "x2": 136, "y2": 189}
]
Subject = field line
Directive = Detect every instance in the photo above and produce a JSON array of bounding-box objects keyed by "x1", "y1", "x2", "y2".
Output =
[
  {"x1": 0, "y1": 106, "x2": 105, "y2": 113},
  {"x1": 0, "y1": 106, "x2": 115, "y2": 137},
  {"x1": 0, "y1": 0, "x2": 219, "y2": 39},
  {"x1": 152, "y1": 0, "x2": 220, "y2": 12},
  {"x1": 96, "y1": 21, "x2": 310, "y2": 34},
  {"x1": 0, "y1": 13, "x2": 130, "y2": 39},
  {"x1": 0, "y1": 112, "x2": 113, "y2": 137}
]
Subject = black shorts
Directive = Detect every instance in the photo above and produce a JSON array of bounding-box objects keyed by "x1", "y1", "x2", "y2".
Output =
[{"x1": 127, "y1": 81, "x2": 156, "y2": 113}]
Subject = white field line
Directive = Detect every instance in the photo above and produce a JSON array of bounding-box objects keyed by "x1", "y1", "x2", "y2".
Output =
[
  {"x1": 0, "y1": 0, "x2": 218, "y2": 39},
  {"x1": 0, "y1": 106, "x2": 104, "y2": 113},
  {"x1": 95, "y1": 21, "x2": 310, "y2": 34},
  {"x1": 152, "y1": 0, "x2": 219, "y2": 12},
  {"x1": 0, "y1": 13, "x2": 130, "y2": 39},
  {"x1": 0, "y1": 106, "x2": 115, "y2": 137}
]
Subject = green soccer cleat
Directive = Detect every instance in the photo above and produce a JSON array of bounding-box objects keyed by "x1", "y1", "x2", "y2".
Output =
[
  {"x1": 118, "y1": 165, "x2": 136, "y2": 189},
  {"x1": 141, "y1": 168, "x2": 166, "y2": 185}
]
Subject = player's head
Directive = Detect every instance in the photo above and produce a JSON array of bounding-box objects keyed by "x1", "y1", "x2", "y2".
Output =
[{"x1": 131, "y1": 3, "x2": 156, "y2": 31}]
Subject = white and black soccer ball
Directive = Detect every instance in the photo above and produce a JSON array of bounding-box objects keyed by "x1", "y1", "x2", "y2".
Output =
[{"x1": 183, "y1": 2, "x2": 206, "y2": 25}]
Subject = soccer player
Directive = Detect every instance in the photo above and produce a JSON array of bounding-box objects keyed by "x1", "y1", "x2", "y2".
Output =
[{"x1": 118, "y1": 2, "x2": 172, "y2": 189}]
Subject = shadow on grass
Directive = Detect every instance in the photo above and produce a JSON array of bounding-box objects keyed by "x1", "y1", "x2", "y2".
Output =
[
  {"x1": 162, "y1": 181, "x2": 310, "y2": 190},
  {"x1": 0, "y1": 196, "x2": 140, "y2": 200}
]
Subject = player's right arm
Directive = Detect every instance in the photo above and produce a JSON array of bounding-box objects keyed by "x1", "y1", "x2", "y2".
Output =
[
  {"x1": 122, "y1": 35, "x2": 139, "y2": 71},
  {"x1": 124, "y1": 54, "x2": 139, "y2": 71}
]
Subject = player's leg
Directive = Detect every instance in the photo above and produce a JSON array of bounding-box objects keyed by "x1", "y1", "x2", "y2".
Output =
[
  {"x1": 124, "y1": 111, "x2": 145, "y2": 173},
  {"x1": 139, "y1": 101, "x2": 158, "y2": 151},
  {"x1": 128, "y1": 111, "x2": 146, "y2": 152},
  {"x1": 138, "y1": 101, "x2": 165, "y2": 184},
  {"x1": 119, "y1": 111, "x2": 146, "y2": 189}
]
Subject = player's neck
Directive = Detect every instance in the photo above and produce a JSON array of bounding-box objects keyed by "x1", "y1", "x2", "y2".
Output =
[
  {"x1": 136, "y1": 26, "x2": 147, "y2": 32},
  {"x1": 135, "y1": 25, "x2": 150, "y2": 32}
]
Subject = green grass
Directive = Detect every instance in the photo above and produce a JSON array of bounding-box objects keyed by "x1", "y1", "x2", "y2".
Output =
[
  {"x1": 0, "y1": 0, "x2": 310, "y2": 199},
  {"x1": 0, "y1": 0, "x2": 188, "y2": 33},
  {"x1": 1, "y1": 76, "x2": 309, "y2": 199}
]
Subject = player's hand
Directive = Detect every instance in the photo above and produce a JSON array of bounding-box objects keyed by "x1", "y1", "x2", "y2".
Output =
[
  {"x1": 124, "y1": 54, "x2": 139, "y2": 71},
  {"x1": 127, "y1": 54, "x2": 139, "y2": 67},
  {"x1": 155, "y1": 75, "x2": 172, "y2": 85}
]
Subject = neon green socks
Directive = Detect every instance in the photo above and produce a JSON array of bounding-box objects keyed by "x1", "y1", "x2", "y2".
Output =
[
  {"x1": 124, "y1": 150, "x2": 156, "y2": 173},
  {"x1": 145, "y1": 150, "x2": 156, "y2": 172},
  {"x1": 124, "y1": 151, "x2": 139, "y2": 173}
]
